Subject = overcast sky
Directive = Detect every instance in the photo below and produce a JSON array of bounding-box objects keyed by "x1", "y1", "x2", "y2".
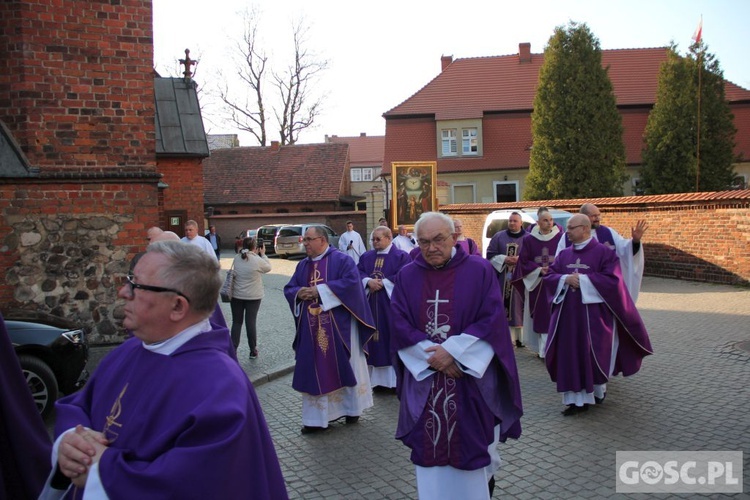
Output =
[{"x1": 153, "y1": 0, "x2": 750, "y2": 146}]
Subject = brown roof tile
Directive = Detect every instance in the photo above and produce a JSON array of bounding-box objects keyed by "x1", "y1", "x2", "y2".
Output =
[
  {"x1": 326, "y1": 134, "x2": 384, "y2": 167},
  {"x1": 385, "y1": 47, "x2": 750, "y2": 119},
  {"x1": 202, "y1": 143, "x2": 349, "y2": 205}
]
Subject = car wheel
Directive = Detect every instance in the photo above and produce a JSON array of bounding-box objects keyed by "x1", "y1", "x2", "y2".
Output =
[{"x1": 18, "y1": 354, "x2": 59, "y2": 418}]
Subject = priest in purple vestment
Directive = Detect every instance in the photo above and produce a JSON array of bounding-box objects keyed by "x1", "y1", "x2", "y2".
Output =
[
  {"x1": 511, "y1": 209, "x2": 562, "y2": 358},
  {"x1": 357, "y1": 226, "x2": 411, "y2": 390},
  {"x1": 284, "y1": 225, "x2": 377, "y2": 434},
  {"x1": 391, "y1": 212, "x2": 523, "y2": 499},
  {"x1": 1, "y1": 313, "x2": 52, "y2": 500},
  {"x1": 556, "y1": 203, "x2": 648, "y2": 302},
  {"x1": 486, "y1": 212, "x2": 526, "y2": 347},
  {"x1": 544, "y1": 215, "x2": 653, "y2": 416},
  {"x1": 40, "y1": 241, "x2": 287, "y2": 499}
]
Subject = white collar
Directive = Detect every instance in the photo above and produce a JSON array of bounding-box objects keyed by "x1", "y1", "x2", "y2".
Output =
[{"x1": 142, "y1": 318, "x2": 212, "y2": 356}]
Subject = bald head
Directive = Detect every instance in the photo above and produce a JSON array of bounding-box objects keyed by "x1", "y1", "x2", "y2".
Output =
[
  {"x1": 146, "y1": 227, "x2": 163, "y2": 242},
  {"x1": 580, "y1": 203, "x2": 602, "y2": 229},
  {"x1": 151, "y1": 231, "x2": 180, "y2": 243},
  {"x1": 566, "y1": 214, "x2": 591, "y2": 244}
]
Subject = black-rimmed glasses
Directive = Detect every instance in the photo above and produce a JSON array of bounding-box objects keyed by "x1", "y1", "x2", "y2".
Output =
[{"x1": 125, "y1": 274, "x2": 190, "y2": 303}]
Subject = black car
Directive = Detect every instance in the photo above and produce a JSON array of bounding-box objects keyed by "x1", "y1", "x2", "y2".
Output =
[
  {"x1": 4, "y1": 311, "x2": 90, "y2": 418},
  {"x1": 257, "y1": 225, "x2": 282, "y2": 255}
]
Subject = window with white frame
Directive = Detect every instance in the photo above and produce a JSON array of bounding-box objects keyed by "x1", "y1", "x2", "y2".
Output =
[
  {"x1": 462, "y1": 128, "x2": 478, "y2": 155},
  {"x1": 351, "y1": 167, "x2": 375, "y2": 182},
  {"x1": 441, "y1": 129, "x2": 457, "y2": 156}
]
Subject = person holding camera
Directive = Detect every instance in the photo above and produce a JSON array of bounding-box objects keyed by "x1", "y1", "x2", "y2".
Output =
[{"x1": 230, "y1": 237, "x2": 271, "y2": 358}]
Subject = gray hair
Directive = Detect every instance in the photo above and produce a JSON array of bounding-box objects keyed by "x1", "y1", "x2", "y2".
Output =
[
  {"x1": 373, "y1": 226, "x2": 392, "y2": 240},
  {"x1": 146, "y1": 240, "x2": 221, "y2": 315},
  {"x1": 308, "y1": 225, "x2": 329, "y2": 242},
  {"x1": 414, "y1": 212, "x2": 454, "y2": 238}
]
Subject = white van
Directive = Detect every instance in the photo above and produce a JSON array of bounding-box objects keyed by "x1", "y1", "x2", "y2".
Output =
[{"x1": 481, "y1": 208, "x2": 573, "y2": 258}]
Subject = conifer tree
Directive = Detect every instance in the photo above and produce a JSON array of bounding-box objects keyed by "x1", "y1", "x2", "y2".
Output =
[
  {"x1": 526, "y1": 22, "x2": 627, "y2": 200},
  {"x1": 640, "y1": 43, "x2": 737, "y2": 193}
]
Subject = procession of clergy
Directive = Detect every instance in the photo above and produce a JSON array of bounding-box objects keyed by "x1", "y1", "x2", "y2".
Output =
[
  {"x1": 285, "y1": 206, "x2": 652, "y2": 498},
  {"x1": 13, "y1": 206, "x2": 652, "y2": 499}
]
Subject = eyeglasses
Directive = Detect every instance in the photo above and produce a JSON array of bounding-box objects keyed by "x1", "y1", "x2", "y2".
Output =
[
  {"x1": 371, "y1": 237, "x2": 389, "y2": 242},
  {"x1": 125, "y1": 274, "x2": 190, "y2": 303},
  {"x1": 417, "y1": 234, "x2": 451, "y2": 248},
  {"x1": 302, "y1": 236, "x2": 323, "y2": 243},
  {"x1": 566, "y1": 225, "x2": 585, "y2": 231}
]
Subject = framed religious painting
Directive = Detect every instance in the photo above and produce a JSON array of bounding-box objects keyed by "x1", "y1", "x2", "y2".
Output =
[{"x1": 391, "y1": 161, "x2": 437, "y2": 229}]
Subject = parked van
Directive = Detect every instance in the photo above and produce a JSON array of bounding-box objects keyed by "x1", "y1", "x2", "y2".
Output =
[
  {"x1": 481, "y1": 208, "x2": 573, "y2": 258},
  {"x1": 275, "y1": 223, "x2": 340, "y2": 258},
  {"x1": 257, "y1": 225, "x2": 282, "y2": 255}
]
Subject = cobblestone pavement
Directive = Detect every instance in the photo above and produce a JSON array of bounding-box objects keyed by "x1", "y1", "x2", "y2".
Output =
[{"x1": 86, "y1": 253, "x2": 750, "y2": 498}]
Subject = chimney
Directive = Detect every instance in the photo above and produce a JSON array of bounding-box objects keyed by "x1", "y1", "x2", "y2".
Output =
[
  {"x1": 270, "y1": 141, "x2": 280, "y2": 151},
  {"x1": 519, "y1": 43, "x2": 531, "y2": 63},
  {"x1": 441, "y1": 55, "x2": 453, "y2": 71},
  {"x1": 360, "y1": 132, "x2": 366, "y2": 137}
]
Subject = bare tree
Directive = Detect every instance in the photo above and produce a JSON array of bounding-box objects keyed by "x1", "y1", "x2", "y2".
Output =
[
  {"x1": 272, "y1": 22, "x2": 327, "y2": 145},
  {"x1": 219, "y1": 10, "x2": 269, "y2": 146}
]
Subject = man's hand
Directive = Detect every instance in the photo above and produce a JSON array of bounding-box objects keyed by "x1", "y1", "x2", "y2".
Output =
[
  {"x1": 564, "y1": 273, "x2": 580, "y2": 289},
  {"x1": 58, "y1": 425, "x2": 109, "y2": 486},
  {"x1": 367, "y1": 279, "x2": 383, "y2": 292},
  {"x1": 505, "y1": 255, "x2": 519, "y2": 266},
  {"x1": 297, "y1": 286, "x2": 319, "y2": 301},
  {"x1": 425, "y1": 345, "x2": 463, "y2": 378},
  {"x1": 631, "y1": 220, "x2": 648, "y2": 243}
]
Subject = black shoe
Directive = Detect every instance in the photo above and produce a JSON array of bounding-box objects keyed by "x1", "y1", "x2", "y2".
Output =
[
  {"x1": 595, "y1": 393, "x2": 606, "y2": 404},
  {"x1": 345, "y1": 416, "x2": 360, "y2": 424},
  {"x1": 249, "y1": 349, "x2": 258, "y2": 359},
  {"x1": 488, "y1": 476, "x2": 496, "y2": 496},
  {"x1": 515, "y1": 340, "x2": 525, "y2": 348},
  {"x1": 561, "y1": 404, "x2": 589, "y2": 416},
  {"x1": 301, "y1": 425, "x2": 326, "y2": 434}
]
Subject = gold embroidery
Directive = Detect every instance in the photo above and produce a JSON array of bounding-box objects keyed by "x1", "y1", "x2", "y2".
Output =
[{"x1": 102, "y1": 383, "x2": 128, "y2": 443}]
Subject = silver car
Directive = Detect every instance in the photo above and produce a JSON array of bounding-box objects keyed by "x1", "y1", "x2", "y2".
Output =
[{"x1": 274, "y1": 224, "x2": 340, "y2": 258}]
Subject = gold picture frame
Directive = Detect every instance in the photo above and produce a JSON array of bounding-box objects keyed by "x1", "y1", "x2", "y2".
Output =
[{"x1": 391, "y1": 161, "x2": 437, "y2": 229}]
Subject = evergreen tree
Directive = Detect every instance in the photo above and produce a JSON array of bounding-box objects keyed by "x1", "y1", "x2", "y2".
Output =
[
  {"x1": 640, "y1": 43, "x2": 737, "y2": 193},
  {"x1": 526, "y1": 22, "x2": 627, "y2": 200}
]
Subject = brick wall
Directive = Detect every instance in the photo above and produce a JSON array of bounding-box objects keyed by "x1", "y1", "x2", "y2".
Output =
[
  {"x1": 0, "y1": 1, "x2": 155, "y2": 168},
  {"x1": 0, "y1": 1, "x2": 161, "y2": 342},
  {"x1": 442, "y1": 193, "x2": 750, "y2": 286},
  {"x1": 0, "y1": 172, "x2": 161, "y2": 341},
  {"x1": 160, "y1": 157, "x2": 207, "y2": 231}
]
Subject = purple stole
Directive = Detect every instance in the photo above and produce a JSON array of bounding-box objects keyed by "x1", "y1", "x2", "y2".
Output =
[{"x1": 302, "y1": 257, "x2": 357, "y2": 395}]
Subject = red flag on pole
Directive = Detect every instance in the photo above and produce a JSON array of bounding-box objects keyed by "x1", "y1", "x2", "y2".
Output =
[{"x1": 692, "y1": 16, "x2": 703, "y2": 43}]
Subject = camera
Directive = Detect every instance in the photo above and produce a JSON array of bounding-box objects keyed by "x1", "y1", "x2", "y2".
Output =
[{"x1": 257, "y1": 238, "x2": 264, "y2": 249}]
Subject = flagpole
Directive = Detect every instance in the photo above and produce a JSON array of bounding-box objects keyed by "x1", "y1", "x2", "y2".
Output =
[
  {"x1": 693, "y1": 15, "x2": 703, "y2": 192},
  {"x1": 696, "y1": 49, "x2": 701, "y2": 191}
]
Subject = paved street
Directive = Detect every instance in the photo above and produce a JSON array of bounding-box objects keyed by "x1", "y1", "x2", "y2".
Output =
[{"x1": 86, "y1": 251, "x2": 750, "y2": 498}]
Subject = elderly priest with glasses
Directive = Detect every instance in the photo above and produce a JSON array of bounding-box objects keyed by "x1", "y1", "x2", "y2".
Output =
[
  {"x1": 40, "y1": 240, "x2": 287, "y2": 499},
  {"x1": 391, "y1": 212, "x2": 523, "y2": 499}
]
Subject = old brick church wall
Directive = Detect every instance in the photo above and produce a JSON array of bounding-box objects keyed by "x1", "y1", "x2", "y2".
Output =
[{"x1": 0, "y1": 1, "x2": 160, "y2": 342}]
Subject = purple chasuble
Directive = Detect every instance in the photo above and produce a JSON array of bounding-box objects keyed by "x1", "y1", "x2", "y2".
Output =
[
  {"x1": 456, "y1": 238, "x2": 480, "y2": 256},
  {"x1": 52, "y1": 327, "x2": 287, "y2": 499},
  {"x1": 357, "y1": 246, "x2": 411, "y2": 367},
  {"x1": 284, "y1": 247, "x2": 376, "y2": 395},
  {"x1": 391, "y1": 247, "x2": 523, "y2": 470},
  {"x1": 486, "y1": 230, "x2": 525, "y2": 326},
  {"x1": 0, "y1": 314, "x2": 52, "y2": 500},
  {"x1": 543, "y1": 239, "x2": 653, "y2": 395},
  {"x1": 511, "y1": 231, "x2": 562, "y2": 333}
]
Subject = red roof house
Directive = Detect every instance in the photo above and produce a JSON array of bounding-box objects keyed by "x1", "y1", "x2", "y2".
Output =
[{"x1": 382, "y1": 44, "x2": 750, "y2": 203}]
